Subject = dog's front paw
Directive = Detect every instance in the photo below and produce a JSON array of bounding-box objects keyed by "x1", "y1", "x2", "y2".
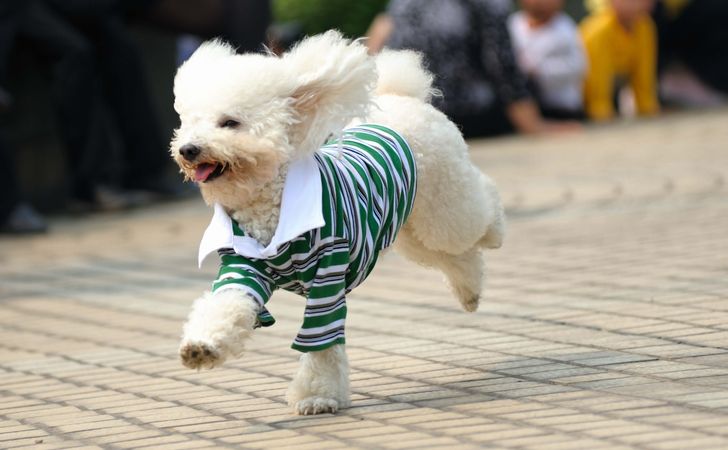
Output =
[
  {"x1": 179, "y1": 341, "x2": 224, "y2": 370},
  {"x1": 294, "y1": 397, "x2": 339, "y2": 415}
]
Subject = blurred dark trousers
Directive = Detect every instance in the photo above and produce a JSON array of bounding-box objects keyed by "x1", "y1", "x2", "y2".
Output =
[
  {"x1": 2, "y1": 1, "x2": 167, "y2": 199},
  {"x1": 71, "y1": 13, "x2": 168, "y2": 191},
  {"x1": 0, "y1": 137, "x2": 20, "y2": 221},
  {"x1": 3, "y1": 1, "x2": 106, "y2": 200},
  {"x1": 656, "y1": 0, "x2": 728, "y2": 94},
  {"x1": 449, "y1": 102, "x2": 514, "y2": 139}
]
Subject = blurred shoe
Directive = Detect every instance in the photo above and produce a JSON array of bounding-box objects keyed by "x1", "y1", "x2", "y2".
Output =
[
  {"x1": 1, "y1": 203, "x2": 48, "y2": 234},
  {"x1": 95, "y1": 185, "x2": 152, "y2": 210},
  {"x1": 68, "y1": 185, "x2": 152, "y2": 214},
  {"x1": 124, "y1": 176, "x2": 198, "y2": 200}
]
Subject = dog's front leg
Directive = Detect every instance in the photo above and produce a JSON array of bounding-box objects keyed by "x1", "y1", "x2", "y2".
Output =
[
  {"x1": 179, "y1": 290, "x2": 259, "y2": 369},
  {"x1": 286, "y1": 344, "x2": 351, "y2": 415}
]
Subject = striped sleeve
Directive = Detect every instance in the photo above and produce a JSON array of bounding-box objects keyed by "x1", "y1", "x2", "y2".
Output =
[
  {"x1": 291, "y1": 237, "x2": 350, "y2": 352},
  {"x1": 212, "y1": 252, "x2": 277, "y2": 327}
]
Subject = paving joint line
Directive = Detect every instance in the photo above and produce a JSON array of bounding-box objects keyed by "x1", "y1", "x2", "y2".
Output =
[{"x1": 2, "y1": 328, "x2": 724, "y2": 447}]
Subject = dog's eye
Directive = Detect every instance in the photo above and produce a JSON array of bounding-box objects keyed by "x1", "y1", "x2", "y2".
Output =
[{"x1": 220, "y1": 119, "x2": 240, "y2": 129}]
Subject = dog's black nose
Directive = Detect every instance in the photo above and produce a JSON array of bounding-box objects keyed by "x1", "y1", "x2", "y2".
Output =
[{"x1": 179, "y1": 144, "x2": 201, "y2": 161}]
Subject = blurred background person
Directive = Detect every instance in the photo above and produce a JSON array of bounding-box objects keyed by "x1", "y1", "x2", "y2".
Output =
[
  {"x1": 365, "y1": 12, "x2": 393, "y2": 55},
  {"x1": 43, "y1": 0, "x2": 175, "y2": 202},
  {"x1": 509, "y1": 0, "x2": 587, "y2": 120},
  {"x1": 654, "y1": 0, "x2": 728, "y2": 108},
  {"x1": 1, "y1": 0, "x2": 184, "y2": 210},
  {"x1": 0, "y1": 138, "x2": 47, "y2": 234},
  {"x1": 369, "y1": 0, "x2": 577, "y2": 138},
  {"x1": 580, "y1": 0, "x2": 660, "y2": 121},
  {"x1": 0, "y1": 1, "x2": 47, "y2": 233},
  {"x1": 0, "y1": 0, "x2": 113, "y2": 208},
  {"x1": 152, "y1": 0, "x2": 271, "y2": 54},
  {"x1": 1, "y1": 0, "x2": 271, "y2": 221}
]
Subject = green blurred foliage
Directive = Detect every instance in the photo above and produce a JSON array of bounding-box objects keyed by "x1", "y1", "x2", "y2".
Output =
[{"x1": 273, "y1": 0, "x2": 390, "y2": 37}]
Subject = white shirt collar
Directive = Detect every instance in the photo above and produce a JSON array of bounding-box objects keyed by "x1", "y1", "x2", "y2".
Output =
[{"x1": 198, "y1": 155, "x2": 324, "y2": 267}]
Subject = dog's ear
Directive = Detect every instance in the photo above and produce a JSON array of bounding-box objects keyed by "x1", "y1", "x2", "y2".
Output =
[{"x1": 283, "y1": 30, "x2": 376, "y2": 154}]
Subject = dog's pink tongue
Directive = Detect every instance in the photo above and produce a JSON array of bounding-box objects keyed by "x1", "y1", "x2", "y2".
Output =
[{"x1": 194, "y1": 164, "x2": 216, "y2": 182}]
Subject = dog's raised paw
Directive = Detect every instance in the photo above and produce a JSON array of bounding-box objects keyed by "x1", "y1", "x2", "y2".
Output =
[
  {"x1": 294, "y1": 397, "x2": 339, "y2": 415},
  {"x1": 179, "y1": 341, "x2": 222, "y2": 370}
]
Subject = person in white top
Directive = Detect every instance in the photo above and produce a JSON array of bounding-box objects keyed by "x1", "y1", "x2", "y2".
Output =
[{"x1": 509, "y1": 0, "x2": 587, "y2": 118}]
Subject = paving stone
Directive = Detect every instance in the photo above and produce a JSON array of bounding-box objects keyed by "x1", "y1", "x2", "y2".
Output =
[{"x1": 2, "y1": 111, "x2": 728, "y2": 449}]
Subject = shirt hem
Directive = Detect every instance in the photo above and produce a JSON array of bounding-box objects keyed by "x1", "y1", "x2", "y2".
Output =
[{"x1": 291, "y1": 337, "x2": 346, "y2": 353}]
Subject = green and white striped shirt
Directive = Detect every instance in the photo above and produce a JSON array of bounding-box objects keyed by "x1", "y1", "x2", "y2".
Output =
[{"x1": 198, "y1": 124, "x2": 417, "y2": 352}]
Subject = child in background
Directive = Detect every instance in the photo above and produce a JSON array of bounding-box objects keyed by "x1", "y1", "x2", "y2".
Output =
[
  {"x1": 580, "y1": 0, "x2": 659, "y2": 121},
  {"x1": 509, "y1": 0, "x2": 587, "y2": 119}
]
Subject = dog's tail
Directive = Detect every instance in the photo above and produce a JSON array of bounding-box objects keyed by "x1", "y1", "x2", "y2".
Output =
[{"x1": 374, "y1": 49, "x2": 438, "y2": 103}]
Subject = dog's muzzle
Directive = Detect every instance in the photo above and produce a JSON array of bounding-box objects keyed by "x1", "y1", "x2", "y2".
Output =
[
  {"x1": 178, "y1": 144, "x2": 226, "y2": 183},
  {"x1": 179, "y1": 144, "x2": 201, "y2": 162}
]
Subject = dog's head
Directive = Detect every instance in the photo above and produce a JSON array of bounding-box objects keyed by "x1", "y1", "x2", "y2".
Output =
[{"x1": 170, "y1": 31, "x2": 376, "y2": 209}]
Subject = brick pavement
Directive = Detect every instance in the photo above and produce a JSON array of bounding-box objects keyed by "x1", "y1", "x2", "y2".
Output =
[{"x1": 1, "y1": 111, "x2": 727, "y2": 449}]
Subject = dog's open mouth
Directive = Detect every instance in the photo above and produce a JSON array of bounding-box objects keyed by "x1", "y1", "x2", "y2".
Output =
[{"x1": 194, "y1": 163, "x2": 226, "y2": 183}]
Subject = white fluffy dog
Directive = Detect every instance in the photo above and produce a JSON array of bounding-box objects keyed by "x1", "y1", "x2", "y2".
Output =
[{"x1": 171, "y1": 31, "x2": 505, "y2": 415}]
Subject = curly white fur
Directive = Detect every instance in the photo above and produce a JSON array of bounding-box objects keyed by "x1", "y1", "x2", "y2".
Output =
[
  {"x1": 286, "y1": 345, "x2": 350, "y2": 415},
  {"x1": 374, "y1": 49, "x2": 439, "y2": 103},
  {"x1": 173, "y1": 31, "x2": 505, "y2": 414},
  {"x1": 179, "y1": 290, "x2": 259, "y2": 369}
]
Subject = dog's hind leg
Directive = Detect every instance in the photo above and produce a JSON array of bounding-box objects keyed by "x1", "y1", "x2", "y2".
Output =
[
  {"x1": 479, "y1": 207, "x2": 505, "y2": 250},
  {"x1": 286, "y1": 344, "x2": 351, "y2": 415},
  {"x1": 478, "y1": 176, "x2": 506, "y2": 250},
  {"x1": 395, "y1": 229, "x2": 484, "y2": 312},
  {"x1": 438, "y1": 247, "x2": 484, "y2": 312}
]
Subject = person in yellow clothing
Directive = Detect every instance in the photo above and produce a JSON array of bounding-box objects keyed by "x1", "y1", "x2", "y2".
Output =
[{"x1": 580, "y1": 0, "x2": 660, "y2": 121}]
